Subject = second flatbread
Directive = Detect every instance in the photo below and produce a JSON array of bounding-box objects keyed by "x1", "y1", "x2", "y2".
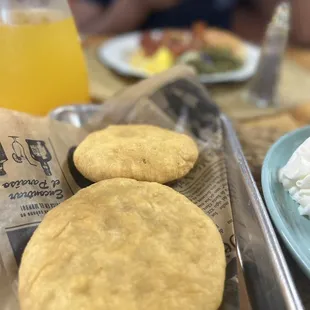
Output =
[{"x1": 74, "y1": 125, "x2": 198, "y2": 183}]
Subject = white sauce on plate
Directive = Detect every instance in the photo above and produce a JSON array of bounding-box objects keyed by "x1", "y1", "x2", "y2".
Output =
[{"x1": 279, "y1": 137, "x2": 310, "y2": 216}]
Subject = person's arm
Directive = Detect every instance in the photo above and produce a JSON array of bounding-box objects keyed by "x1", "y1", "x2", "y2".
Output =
[
  {"x1": 69, "y1": 0, "x2": 106, "y2": 30},
  {"x1": 77, "y1": 0, "x2": 181, "y2": 35},
  {"x1": 251, "y1": 0, "x2": 310, "y2": 45}
]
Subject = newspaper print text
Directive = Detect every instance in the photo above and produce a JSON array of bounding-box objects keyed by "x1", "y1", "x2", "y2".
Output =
[{"x1": 2, "y1": 178, "x2": 64, "y2": 200}]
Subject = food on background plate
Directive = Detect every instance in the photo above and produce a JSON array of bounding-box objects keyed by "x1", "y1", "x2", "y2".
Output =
[
  {"x1": 279, "y1": 137, "x2": 310, "y2": 216},
  {"x1": 178, "y1": 47, "x2": 243, "y2": 75},
  {"x1": 130, "y1": 21, "x2": 245, "y2": 75},
  {"x1": 74, "y1": 124, "x2": 199, "y2": 183},
  {"x1": 130, "y1": 46, "x2": 175, "y2": 75},
  {"x1": 19, "y1": 178, "x2": 226, "y2": 310}
]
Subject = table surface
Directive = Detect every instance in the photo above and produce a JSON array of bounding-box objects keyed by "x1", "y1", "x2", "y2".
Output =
[{"x1": 82, "y1": 36, "x2": 310, "y2": 309}]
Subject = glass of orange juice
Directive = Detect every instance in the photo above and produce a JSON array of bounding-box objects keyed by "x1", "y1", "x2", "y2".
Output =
[{"x1": 0, "y1": 0, "x2": 90, "y2": 115}]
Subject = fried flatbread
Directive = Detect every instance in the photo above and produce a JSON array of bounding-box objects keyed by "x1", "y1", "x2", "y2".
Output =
[
  {"x1": 19, "y1": 179, "x2": 225, "y2": 310},
  {"x1": 73, "y1": 125, "x2": 199, "y2": 183}
]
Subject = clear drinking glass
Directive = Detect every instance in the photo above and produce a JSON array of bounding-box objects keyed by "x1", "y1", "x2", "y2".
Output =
[{"x1": 0, "y1": 0, "x2": 90, "y2": 115}]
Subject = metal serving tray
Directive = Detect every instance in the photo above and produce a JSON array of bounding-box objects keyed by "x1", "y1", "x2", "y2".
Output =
[
  {"x1": 49, "y1": 104, "x2": 303, "y2": 310},
  {"x1": 222, "y1": 116, "x2": 303, "y2": 310}
]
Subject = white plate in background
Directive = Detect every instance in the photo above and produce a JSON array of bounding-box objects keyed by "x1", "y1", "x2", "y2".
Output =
[{"x1": 97, "y1": 31, "x2": 260, "y2": 84}]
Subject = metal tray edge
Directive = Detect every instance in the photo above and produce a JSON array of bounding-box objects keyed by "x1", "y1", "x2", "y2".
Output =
[{"x1": 221, "y1": 114, "x2": 303, "y2": 310}]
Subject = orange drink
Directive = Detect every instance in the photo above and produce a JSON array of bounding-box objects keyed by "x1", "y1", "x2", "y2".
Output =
[{"x1": 0, "y1": 9, "x2": 89, "y2": 115}]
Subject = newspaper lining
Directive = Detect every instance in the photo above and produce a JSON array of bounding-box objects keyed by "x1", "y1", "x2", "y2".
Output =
[{"x1": 0, "y1": 67, "x2": 238, "y2": 310}]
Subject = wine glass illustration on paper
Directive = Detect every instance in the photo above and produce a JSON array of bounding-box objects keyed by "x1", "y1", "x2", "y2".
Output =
[
  {"x1": 9, "y1": 136, "x2": 37, "y2": 166},
  {"x1": 25, "y1": 140, "x2": 52, "y2": 176},
  {"x1": 0, "y1": 143, "x2": 8, "y2": 176}
]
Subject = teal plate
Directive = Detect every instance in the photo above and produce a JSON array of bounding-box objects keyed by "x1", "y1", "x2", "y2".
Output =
[{"x1": 262, "y1": 126, "x2": 310, "y2": 279}]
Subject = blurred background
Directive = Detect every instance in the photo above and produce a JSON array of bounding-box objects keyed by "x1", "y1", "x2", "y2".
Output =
[{"x1": 69, "y1": 0, "x2": 309, "y2": 45}]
